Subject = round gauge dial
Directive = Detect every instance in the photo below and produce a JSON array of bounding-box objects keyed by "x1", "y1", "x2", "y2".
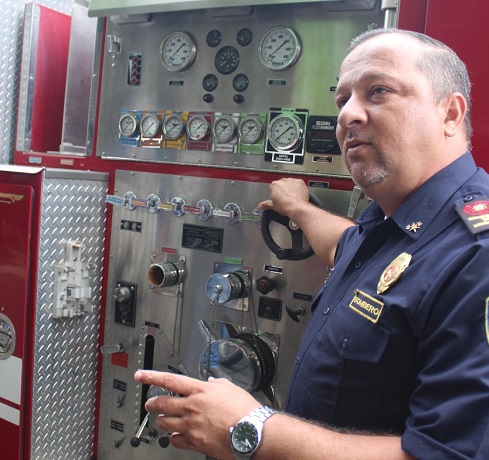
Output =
[
  {"x1": 212, "y1": 116, "x2": 238, "y2": 143},
  {"x1": 259, "y1": 26, "x2": 301, "y2": 71},
  {"x1": 214, "y1": 46, "x2": 240, "y2": 75},
  {"x1": 147, "y1": 385, "x2": 176, "y2": 399},
  {"x1": 187, "y1": 115, "x2": 210, "y2": 141},
  {"x1": 163, "y1": 114, "x2": 185, "y2": 140},
  {"x1": 238, "y1": 117, "x2": 264, "y2": 144},
  {"x1": 140, "y1": 114, "x2": 161, "y2": 138},
  {"x1": 232, "y1": 73, "x2": 249, "y2": 92},
  {"x1": 202, "y1": 73, "x2": 218, "y2": 92},
  {"x1": 118, "y1": 113, "x2": 139, "y2": 137},
  {"x1": 206, "y1": 29, "x2": 222, "y2": 48},
  {"x1": 160, "y1": 31, "x2": 197, "y2": 72},
  {"x1": 267, "y1": 113, "x2": 304, "y2": 151},
  {"x1": 236, "y1": 27, "x2": 253, "y2": 47}
]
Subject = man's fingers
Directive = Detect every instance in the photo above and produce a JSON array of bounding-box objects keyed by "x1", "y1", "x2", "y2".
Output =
[
  {"x1": 134, "y1": 370, "x2": 201, "y2": 397},
  {"x1": 257, "y1": 199, "x2": 273, "y2": 210},
  {"x1": 155, "y1": 413, "x2": 185, "y2": 434},
  {"x1": 168, "y1": 432, "x2": 190, "y2": 450}
]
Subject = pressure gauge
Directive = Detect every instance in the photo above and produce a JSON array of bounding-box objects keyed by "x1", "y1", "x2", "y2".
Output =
[
  {"x1": 259, "y1": 26, "x2": 301, "y2": 71},
  {"x1": 202, "y1": 73, "x2": 219, "y2": 92},
  {"x1": 118, "y1": 113, "x2": 139, "y2": 137},
  {"x1": 160, "y1": 31, "x2": 197, "y2": 72},
  {"x1": 214, "y1": 46, "x2": 240, "y2": 75},
  {"x1": 238, "y1": 117, "x2": 264, "y2": 144},
  {"x1": 267, "y1": 113, "x2": 304, "y2": 151},
  {"x1": 236, "y1": 27, "x2": 253, "y2": 47},
  {"x1": 147, "y1": 385, "x2": 177, "y2": 399},
  {"x1": 206, "y1": 29, "x2": 222, "y2": 48},
  {"x1": 232, "y1": 73, "x2": 249, "y2": 92},
  {"x1": 140, "y1": 113, "x2": 161, "y2": 138},
  {"x1": 187, "y1": 115, "x2": 210, "y2": 141},
  {"x1": 213, "y1": 116, "x2": 238, "y2": 143},
  {"x1": 163, "y1": 114, "x2": 185, "y2": 140}
]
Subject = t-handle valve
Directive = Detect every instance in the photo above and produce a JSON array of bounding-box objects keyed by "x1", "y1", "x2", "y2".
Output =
[{"x1": 130, "y1": 412, "x2": 149, "y2": 447}]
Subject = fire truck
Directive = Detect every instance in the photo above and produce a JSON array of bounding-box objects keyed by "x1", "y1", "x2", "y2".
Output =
[{"x1": 0, "y1": 0, "x2": 486, "y2": 458}]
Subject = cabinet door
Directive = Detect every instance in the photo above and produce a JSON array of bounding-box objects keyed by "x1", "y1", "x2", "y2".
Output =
[
  {"x1": 0, "y1": 183, "x2": 34, "y2": 459},
  {"x1": 425, "y1": 0, "x2": 489, "y2": 170}
]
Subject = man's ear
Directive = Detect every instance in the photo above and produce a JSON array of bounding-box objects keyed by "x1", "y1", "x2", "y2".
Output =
[{"x1": 443, "y1": 92, "x2": 467, "y2": 138}]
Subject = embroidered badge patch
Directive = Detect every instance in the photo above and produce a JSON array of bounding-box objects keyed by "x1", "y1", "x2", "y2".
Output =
[
  {"x1": 456, "y1": 200, "x2": 489, "y2": 234},
  {"x1": 377, "y1": 253, "x2": 412, "y2": 294},
  {"x1": 349, "y1": 290, "x2": 384, "y2": 323}
]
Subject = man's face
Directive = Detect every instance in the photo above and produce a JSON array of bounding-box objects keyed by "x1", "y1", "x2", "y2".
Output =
[{"x1": 335, "y1": 34, "x2": 447, "y2": 200}]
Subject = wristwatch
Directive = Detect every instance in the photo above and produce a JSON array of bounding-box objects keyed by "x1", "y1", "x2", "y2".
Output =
[{"x1": 230, "y1": 406, "x2": 278, "y2": 459}]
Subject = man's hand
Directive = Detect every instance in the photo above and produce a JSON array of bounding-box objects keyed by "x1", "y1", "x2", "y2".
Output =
[
  {"x1": 258, "y1": 178, "x2": 309, "y2": 219},
  {"x1": 135, "y1": 370, "x2": 261, "y2": 459}
]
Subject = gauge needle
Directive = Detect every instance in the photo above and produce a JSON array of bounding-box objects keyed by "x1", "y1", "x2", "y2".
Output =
[
  {"x1": 268, "y1": 40, "x2": 289, "y2": 60},
  {"x1": 169, "y1": 44, "x2": 184, "y2": 61},
  {"x1": 193, "y1": 122, "x2": 204, "y2": 134},
  {"x1": 277, "y1": 126, "x2": 293, "y2": 139}
]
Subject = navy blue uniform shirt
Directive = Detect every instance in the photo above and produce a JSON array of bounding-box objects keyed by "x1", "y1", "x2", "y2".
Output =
[{"x1": 285, "y1": 152, "x2": 489, "y2": 459}]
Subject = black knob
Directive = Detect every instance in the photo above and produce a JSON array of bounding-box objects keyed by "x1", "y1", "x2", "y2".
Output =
[
  {"x1": 203, "y1": 93, "x2": 214, "y2": 103},
  {"x1": 233, "y1": 94, "x2": 244, "y2": 103},
  {"x1": 159, "y1": 436, "x2": 171, "y2": 448},
  {"x1": 130, "y1": 437, "x2": 141, "y2": 447},
  {"x1": 256, "y1": 276, "x2": 276, "y2": 295},
  {"x1": 276, "y1": 248, "x2": 286, "y2": 260}
]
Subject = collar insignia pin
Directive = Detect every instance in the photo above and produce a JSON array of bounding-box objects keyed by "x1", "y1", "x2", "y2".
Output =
[
  {"x1": 406, "y1": 221, "x2": 422, "y2": 232},
  {"x1": 377, "y1": 252, "x2": 412, "y2": 294}
]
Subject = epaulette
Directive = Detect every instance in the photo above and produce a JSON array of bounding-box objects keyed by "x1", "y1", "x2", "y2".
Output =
[{"x1": 455, "y1": 199, "x2": 489, "y2": 235}]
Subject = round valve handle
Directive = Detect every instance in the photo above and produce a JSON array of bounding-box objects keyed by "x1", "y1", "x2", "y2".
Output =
[{"x1": 261, "y1": 193, "x2": 322, "y2": 261}]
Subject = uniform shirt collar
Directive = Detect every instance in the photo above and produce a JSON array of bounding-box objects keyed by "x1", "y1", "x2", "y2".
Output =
[{"x1": 356, "y1": 152, "x2": 477, "y2": 239}]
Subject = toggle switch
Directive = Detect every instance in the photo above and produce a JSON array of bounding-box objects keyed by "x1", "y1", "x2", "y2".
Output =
[{"x1": 285, "y1": 306, "x2": 306, "y2": 323}]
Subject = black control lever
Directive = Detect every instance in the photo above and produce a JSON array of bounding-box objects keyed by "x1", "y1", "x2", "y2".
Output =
[
  {"x1": 261, "y1": 193, "x2": 322, "y2": 261},
  {"x1": 130, "y1": 412, "x2": 149, "y2": 447},
  {"x1": 285, "y1": 306, "x2": 306, "y2": 323},
  {"x1": 130, "y1": 413, "x2": 160, "y2": 447}
]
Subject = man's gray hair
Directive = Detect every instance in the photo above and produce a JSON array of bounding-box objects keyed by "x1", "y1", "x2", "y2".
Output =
[{"x1": 349, "y1": 28, "x2": 472, "y2": 145}]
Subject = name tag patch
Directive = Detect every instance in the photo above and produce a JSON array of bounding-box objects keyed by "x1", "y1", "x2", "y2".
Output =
[{"x1": 349, "y1": 290, "x2": 384, "y2": 324}]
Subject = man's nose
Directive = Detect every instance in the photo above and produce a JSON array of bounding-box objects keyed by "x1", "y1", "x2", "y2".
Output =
[{"x1": 337, "y1": 95, "x2": 367, "y2": 129}]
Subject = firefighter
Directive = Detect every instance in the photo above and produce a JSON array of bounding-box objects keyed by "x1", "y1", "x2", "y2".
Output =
[{"x1": 136, "y1": 29, "x2": 489, "y2": 460}]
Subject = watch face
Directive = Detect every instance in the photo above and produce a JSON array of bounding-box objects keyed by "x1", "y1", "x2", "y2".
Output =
[{"x1": 231, "y1": 422, "x2": 259, "y2": 454}]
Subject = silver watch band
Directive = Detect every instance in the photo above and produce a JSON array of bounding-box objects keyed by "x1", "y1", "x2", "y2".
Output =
[
  {"x1": 246, "y1": 406, "x2": 278, "y2": 423},
  {"x1": 230, "y1": 405, "x2": 279, "y2": 459}
]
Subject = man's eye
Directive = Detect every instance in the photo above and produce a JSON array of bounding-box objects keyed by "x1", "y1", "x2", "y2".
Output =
[
  {"x1": 371, "y1": 87, "x2": 387, "y2": 95},
  {"x1": 336, "y1": 98, "x2": 348, "y2": 108}
]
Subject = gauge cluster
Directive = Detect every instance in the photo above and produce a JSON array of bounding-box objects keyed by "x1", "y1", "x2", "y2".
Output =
[
  {"x1": 156, "y1": 25, "x2": 302, "y2": 105},
  {"x1": 98, "y1": 2, "x2": 383, "y2": 175},
  {"x1": 116, "y1": 24, "x2": 336, "y2": 164},
  {"x1": 117, "y1": 106, "x2": 338, "y2": 163},
  {"x1": 118, "y1": 108, "x2": 269, "y2": 155}
]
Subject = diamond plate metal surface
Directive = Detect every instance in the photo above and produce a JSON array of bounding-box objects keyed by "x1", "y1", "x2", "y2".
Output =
[
  {"x1": 31, "y1": 173, "x2": 107, "y2": 460},
  {"x1": 0, "y1": 0, "x2": 76, "y2": 165}
]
